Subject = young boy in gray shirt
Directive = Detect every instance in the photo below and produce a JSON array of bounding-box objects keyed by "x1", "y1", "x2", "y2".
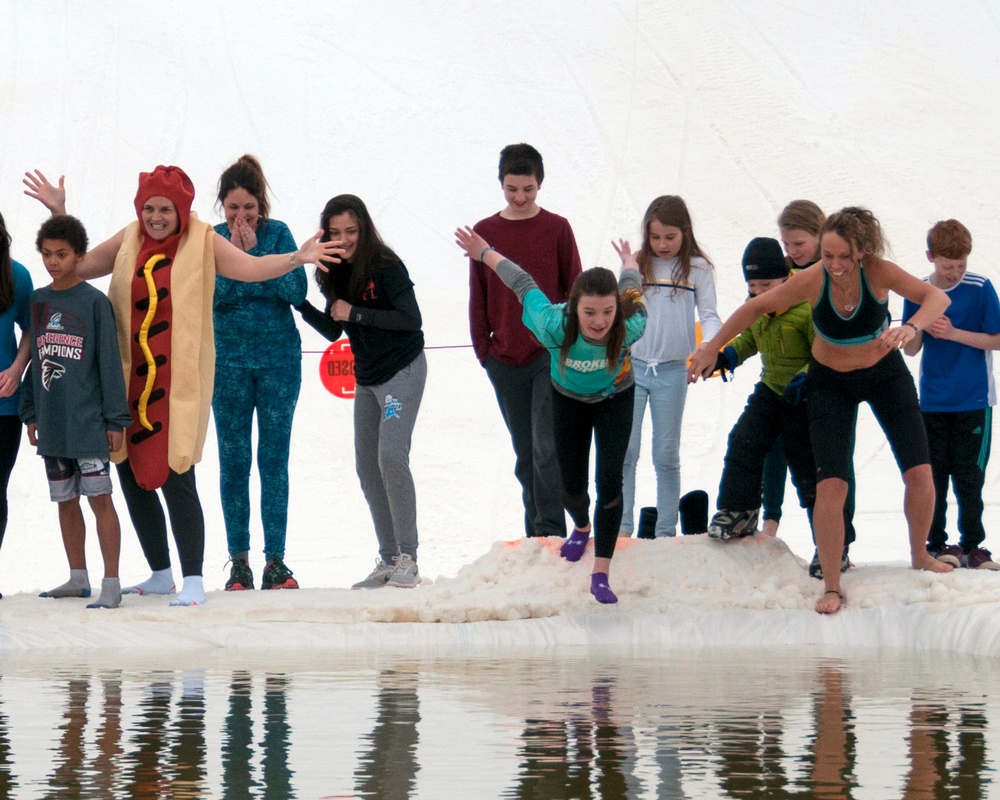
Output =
[{"x1": 19, "y1": 215, "x2": 131, "y2": 608}]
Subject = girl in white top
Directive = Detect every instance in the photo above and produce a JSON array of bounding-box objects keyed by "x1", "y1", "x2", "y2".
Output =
[{"x1": 619, "y1": 196, "x2": 721, "y2": 537}]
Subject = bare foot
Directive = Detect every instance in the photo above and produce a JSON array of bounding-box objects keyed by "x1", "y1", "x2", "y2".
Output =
[
  {"x1": 816, "y1": 589, "x2": 845, "y2": 615},
  {"x1": 761, "y1": 519, "x2": 779, "y2": 537},
  {"x1": 913, "y1": 552, "x2": 953, "y2": 573}
]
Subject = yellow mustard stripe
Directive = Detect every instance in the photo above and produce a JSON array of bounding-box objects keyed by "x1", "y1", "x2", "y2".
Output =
[{"x1": 137, "y1": 254, "x2": 166, "y2": 431}]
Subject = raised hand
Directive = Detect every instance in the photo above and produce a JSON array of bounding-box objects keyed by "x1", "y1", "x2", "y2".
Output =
[
  {"x1": 454, "y1": 226, "x2": 491, "y2": 261},
  {"x1": 298, "y1": 231, "x2": 345, "y2": 271},
  {"x1": 23, "y1": 170, "x2": 67, "y2": 215},
  {"x1": 612, "y1": 238, "x2": 639, "y2": 271}
]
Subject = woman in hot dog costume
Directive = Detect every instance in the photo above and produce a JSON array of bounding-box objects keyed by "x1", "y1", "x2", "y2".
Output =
[{"x1": 24, "y1": 166, "x2": 342, "y2": 605}]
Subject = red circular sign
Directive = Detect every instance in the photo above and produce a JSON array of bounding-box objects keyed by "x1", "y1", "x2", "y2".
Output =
[{"x1": 319, "y1": 341, "x2": 356, "y2": 398}]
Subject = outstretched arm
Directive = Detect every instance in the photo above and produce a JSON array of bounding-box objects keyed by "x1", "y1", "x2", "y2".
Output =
[
  {"x1": 455, "y1": 226, "x2": 507, "y2": 273},
  {"x1": 687, "y1": 265, "x2": 820, "y2": 381},
  {"x1": 874, "y1": 260, "x2": 949, "y2": 351},
  {"x1": 456, "y1": 226, "x2": 536, "y2": 301},
  {"x1": 214, "y1": 231, "x2": 346, "y2": 282},
  {"x1": 78, "y1": 229, "x2": 127, "y2": 280}
]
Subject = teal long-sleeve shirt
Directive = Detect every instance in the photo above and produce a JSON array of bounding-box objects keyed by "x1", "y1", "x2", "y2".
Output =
[
  {"x1": 494, "y1": 258, "x2": 647, "y2": 401},
  {"x1": 213, "y1": 218, "x2": 307, "y2": 368}
]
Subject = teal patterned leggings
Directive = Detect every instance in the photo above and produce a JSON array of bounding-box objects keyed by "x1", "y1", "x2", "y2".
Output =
[{"x1": 213, "y1": 360, "x2": 301, "y2": 558}]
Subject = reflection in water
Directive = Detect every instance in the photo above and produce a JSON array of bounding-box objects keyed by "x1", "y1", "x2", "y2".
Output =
[
  {"x1": 223, "y1": 672, "x2": 254, "y2": 799},
  {"x1": 809, "y1": 666, "x2": 857, "y2": 800},
  {"x1": 905, "y1": 694, "x2": 987, "y2": 800},
  {"x1": 0, "y1": 651, "x2": 996, "y2": 798},
  {"x1": 355, "y1": 669, "x2": 420, "y2": 799},
  {"x1": 222, "y1": 672, "x2": 294, "y2": 799},
  {"x1": 512, "y1": 678, "x2": 637, "y2": 799}
]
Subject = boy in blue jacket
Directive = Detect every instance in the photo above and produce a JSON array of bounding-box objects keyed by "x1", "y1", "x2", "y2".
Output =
[{"x1": 904, "y1": 219, "x2": 1000, "y2": 569}]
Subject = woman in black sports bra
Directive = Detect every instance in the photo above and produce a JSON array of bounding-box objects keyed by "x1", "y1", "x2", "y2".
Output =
[{"x1": 689, "y1": 207, "x2": 952, "y2": 615}]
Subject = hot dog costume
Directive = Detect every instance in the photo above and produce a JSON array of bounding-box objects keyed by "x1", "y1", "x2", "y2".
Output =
[{"x1": 108, "y1": 166, "x2": 213, "y2": 589}]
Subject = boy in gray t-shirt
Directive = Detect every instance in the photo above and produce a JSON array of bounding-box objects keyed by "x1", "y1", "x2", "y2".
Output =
[{"x1": 18, "y1": 215, "x2": 131, "y2": 608}]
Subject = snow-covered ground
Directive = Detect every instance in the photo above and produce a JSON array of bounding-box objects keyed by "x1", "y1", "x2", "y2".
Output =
[{"x1": 2, "y1": 1, "x2": 1000, "y2": 655}]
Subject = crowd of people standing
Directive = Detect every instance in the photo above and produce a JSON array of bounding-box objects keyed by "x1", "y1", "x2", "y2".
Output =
[{"x1": 2, "y1": 142, "x2": 996, "y2": 615}]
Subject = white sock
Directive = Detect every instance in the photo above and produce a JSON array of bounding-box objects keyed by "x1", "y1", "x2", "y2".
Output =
[
  {"x1": 169, "y1": 575, "x2": 206, "y2": 607},
  {"x1": 86, "y1": 578, "x2": 122, "y2": 609},
  {"x1": 40, "y1": 569, "x2": 91, "y2": 598},
  {"x1": 122, "y1": 568, "x2": 175, "y2": 595}
]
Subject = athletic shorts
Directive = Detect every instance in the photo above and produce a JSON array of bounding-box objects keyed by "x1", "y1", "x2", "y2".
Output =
[
  {"x1": 43, "y1": 456, "x2": 113, "y2": 503},
  {"x1": 807, "y1": 350, "x2": 929, "y2": 482}
]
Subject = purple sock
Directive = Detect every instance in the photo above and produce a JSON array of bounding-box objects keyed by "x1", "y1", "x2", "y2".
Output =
[
  {"x1": 560, "y1": 527, "x2": 591, "y2": 562},
  {"x1": 590, "y1": 572, "x2": 618, "y2": 604}
]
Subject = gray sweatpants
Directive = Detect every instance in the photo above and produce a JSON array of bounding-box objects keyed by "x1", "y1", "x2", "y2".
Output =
[{"x1": 355, "y1": 351, "x2": 427, "y2": 562}]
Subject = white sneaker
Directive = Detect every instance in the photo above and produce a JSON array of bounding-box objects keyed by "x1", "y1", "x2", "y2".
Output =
[
  {"x1": 387, "y1": 554, "x2": 420, "y2": 588},
  {"x1": 351, "y1": 559, "x2": 395, "y2": 590}
]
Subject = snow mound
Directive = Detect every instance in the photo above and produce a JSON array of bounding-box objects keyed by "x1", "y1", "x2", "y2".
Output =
[{"x1": 3, "y1": 535, "x2": 1000, "y2": 657}]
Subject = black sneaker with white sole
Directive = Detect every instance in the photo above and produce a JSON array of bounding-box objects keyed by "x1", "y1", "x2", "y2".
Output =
[
  {"x1": 809, "y1": 547, "x2": 851, "y2": 579},
  {"x1": 708, "y1": 509, "x2": 759, "y2": 541}
]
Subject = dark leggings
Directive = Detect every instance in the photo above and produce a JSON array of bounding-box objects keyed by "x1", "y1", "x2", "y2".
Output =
[
  {"x1": 0, "y1": 416, "x2": 22, "y2": 547},
  {"x1": 808, "y1": 351, "x2": 929, "y2": 480},
  {"x1": 551, "y1": 385, "x2": 634, "y2": 560},
  {"x1": 116, "y1": 459, "x2": 205, "y2": 577},
  {"x1": 760, "y1": 439, "x2": 786, "y2": 522}
]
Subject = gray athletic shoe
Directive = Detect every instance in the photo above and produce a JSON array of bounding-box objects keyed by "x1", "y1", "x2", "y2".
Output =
[
  {"x1": 387, "y1": 554, "x2": 420, "y2": 588},
  {"x1": 351, "y1": 559, "x2": 395, "y2": 590}
]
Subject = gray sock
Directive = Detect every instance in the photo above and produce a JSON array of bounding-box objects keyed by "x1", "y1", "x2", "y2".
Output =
[
  {"x1": 86, "y1": 578, "x2": 122, "y2": 609},
  {"x1": 40, "y1": 569, "x2": 91, "y2": 598}
]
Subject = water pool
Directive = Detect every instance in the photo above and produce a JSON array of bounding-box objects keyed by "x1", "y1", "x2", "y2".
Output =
[{"x1": 0, "y1": 647, "x2": 995, "y2": 798}]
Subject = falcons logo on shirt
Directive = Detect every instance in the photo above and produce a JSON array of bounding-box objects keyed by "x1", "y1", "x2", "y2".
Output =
[{"x1": 41, "y1": 359, "x2": 66, "y2": 391}]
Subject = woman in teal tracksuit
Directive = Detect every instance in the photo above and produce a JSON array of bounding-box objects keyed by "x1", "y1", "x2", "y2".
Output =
[{"x1": 212, "y1": 155, "x2": 306, "y2": 591}]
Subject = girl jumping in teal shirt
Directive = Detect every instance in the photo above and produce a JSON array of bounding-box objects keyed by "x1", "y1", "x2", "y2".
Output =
[{"x1": 456, "y1": 226, "x2": 646, "y2": 603}]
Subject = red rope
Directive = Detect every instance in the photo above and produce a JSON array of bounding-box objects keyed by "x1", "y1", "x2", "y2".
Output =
[{"x1": 302, "y1": 343, "x2": 473, "y2": 354}]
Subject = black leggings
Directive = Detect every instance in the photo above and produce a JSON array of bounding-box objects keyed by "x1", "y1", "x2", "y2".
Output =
[
  {"x1": 0, "y1": 416, "x2": 22, "y2": 547},
  {"x1": 116, "y1": 459, "x2": 205, "y2": 577},
  {"x1": 551, "y1": 385, "x2": 634, "y2": 560},
  {"x1": 808, "y1": 351, "x2": 929, "y2": 482}
]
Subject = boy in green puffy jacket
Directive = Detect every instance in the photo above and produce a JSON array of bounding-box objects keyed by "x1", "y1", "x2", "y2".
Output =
[{"x1": 708, "y1": 238, "x2": 855, "y2": 578}]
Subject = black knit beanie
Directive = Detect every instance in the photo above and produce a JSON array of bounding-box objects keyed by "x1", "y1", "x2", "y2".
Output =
[{"x1": 742, "y1": 237, "x2": 789, "y2": 281}]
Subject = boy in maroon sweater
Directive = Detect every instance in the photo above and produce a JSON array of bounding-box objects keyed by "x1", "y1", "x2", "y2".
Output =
[{"x1": 469, "y1": 143, "x2": 581, "y2": 537}]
